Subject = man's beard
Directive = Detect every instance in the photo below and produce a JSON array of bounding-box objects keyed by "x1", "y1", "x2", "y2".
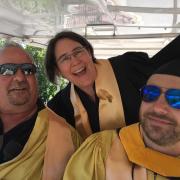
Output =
[{"x1": 141, "y1": 112, "x2": 180, "y2": 146}]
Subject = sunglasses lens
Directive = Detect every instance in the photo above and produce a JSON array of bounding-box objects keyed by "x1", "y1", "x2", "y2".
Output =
[
  {"x1": 0, "y1": 64, "x2": 16, "y2": 75},
  {"x1": 141, "y1": 85, "x2": 160, "y2": 102},
  {"x1": 166, "y1": 89, "x2": 180, "y2": 109},
  {"x1": 0, "y1": 63, "x2": 36, "y2": 76},
  {"x1": 21, "y1": 64, "x2": 36, "y2": 75}
]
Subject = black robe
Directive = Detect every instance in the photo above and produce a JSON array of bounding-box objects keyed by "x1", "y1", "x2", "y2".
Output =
[{"x1": 48, "y1": 35, "x2": 180, "y2": 133}]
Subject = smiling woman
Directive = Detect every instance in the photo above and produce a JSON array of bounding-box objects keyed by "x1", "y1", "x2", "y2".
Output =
[
  {"x1": 56, "y1": 46, "x2": 87, "y2": 65},
  {"x1": 54, "y1": 38, "x2": 97, "y2": 101},
  {"x1": 45, "y1": 31, "x2": 180, "y2": 139}
]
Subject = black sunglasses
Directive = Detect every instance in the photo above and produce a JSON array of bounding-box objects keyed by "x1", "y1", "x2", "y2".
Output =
[
  {"x1": 0, "y1": 63, "x2": 36, "y2": 76},
  {"x1": 140, "y1": 85, "x2": 180, "y2": 109}
]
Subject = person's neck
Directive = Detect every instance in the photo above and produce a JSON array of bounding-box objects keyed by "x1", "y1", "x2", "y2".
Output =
[
  {"x1": 1, "y1": 106, "x2": 37, "y2": 133},
  {"x1": 140, "y1": 126, "x2": 180, "y2": 157}
]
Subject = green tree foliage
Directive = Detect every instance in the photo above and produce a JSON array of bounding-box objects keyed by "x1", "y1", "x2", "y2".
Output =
[
  {"x1": 0, "y1": 39, "x2": 5, "y2": 47},
  {"x1": 25, "y1": 45, "x2": 60, "y2": 103}
]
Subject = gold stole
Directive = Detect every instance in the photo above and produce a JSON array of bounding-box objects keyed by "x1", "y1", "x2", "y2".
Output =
[
  {"x1": 0, "y1": 108, "x2": 78, "y2": 180},
  {"x1": 42, "y1": 107, "x2": 76, "y2": 180},
  {"x1": 70, "y1": 60, "x2": 125, "y2": 139},
  {"x1": 120, "y1": 123, "x2": 180, "y2": 177},
  {"x1": 0, "y1": 109, "x2": 48, "y2": 179}
]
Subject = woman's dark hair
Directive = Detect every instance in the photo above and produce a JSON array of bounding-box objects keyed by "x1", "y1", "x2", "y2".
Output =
[{"x1": 45, "y1": 31, "x2": 96, "y2": 84}]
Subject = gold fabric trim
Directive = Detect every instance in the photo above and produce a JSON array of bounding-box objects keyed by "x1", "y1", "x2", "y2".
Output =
[
  {"x1": 120, "y1": 123, "x2": 180, "y2": 177},
  {"x1": 70, "y1": 85, "x2": 92, "y2": 138},
  {"x1": 42, "y1": 107, "x2": 78, "y2": 180},
  {"x1": 63, "y1": 130, "x2": 117, "y2": 180},
  {"x1": 70, "y1": 59, "x2": 125, "y2": 139},
  {"x1": 106, "y1": 134, "x2": 147, "y2": 180},
  {"x1": 95, "y1": 60, "x2": 125, "y2": 130},
  {"x1": 0, "y1": 109, "x2": 48, "y2": 179},
  {"x1": 0, "y1": 108, "x2": 80, "y2": 180}
]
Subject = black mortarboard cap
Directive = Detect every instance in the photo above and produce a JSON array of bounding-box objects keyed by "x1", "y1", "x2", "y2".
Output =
[{"x1": 153, "y1": 59, "x2": 180, "y2": 77}]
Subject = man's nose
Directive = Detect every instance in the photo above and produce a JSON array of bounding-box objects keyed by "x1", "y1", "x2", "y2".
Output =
[
  {"x1": 13, "y1": 68, "x2": 26, "y2": 81},
  {"x1": 152, "y1": 94, "x2": 169, "y2": 115}
]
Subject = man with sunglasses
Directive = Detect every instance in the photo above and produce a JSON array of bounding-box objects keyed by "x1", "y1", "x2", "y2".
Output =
[
  {"x1": 0, "y1": 43, "x2": 81, "y2": 179},
  {"x1": 64, "y1": 59, "x2": 180, "y2": 180}
]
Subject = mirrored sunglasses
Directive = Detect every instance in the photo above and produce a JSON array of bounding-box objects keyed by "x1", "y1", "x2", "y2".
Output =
[
  {"x1": 0, "y1": 63, "x2": 36, "y2": 76},
  {"x1": 140, "y1": 85, "x2": 180, "y2": 109}
]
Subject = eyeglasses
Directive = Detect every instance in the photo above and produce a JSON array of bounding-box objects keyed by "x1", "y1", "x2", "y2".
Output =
[
  {"x1": 0, "y1": 63, "x2": 37, "y2": 76},
  {"x1": 140, "y1": 85, "x2": 180, "y2": 109},
  {"x1": 57, "y1": 46, "x2": 87, "y2": 64}
]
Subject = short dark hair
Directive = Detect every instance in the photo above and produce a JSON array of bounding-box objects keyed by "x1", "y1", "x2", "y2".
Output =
[{"x1": 45, "y1": 31, "x2": 96, "y2": 83}]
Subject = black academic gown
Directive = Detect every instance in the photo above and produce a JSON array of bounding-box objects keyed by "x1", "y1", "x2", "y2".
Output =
[{"x1": 48, "y1": 35, "x2": 180, "y2": 133}]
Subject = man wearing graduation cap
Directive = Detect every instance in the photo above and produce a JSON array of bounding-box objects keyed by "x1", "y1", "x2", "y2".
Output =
[{"x1": 63, "y1": 59, "x2": 180, "y2": 180}]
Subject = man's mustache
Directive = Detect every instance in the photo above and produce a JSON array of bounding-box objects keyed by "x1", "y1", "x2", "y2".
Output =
[
  {"x1": 143, "y1": 112, "x2": 176, "y2": 125},
  {"x1": 8, "y1": 82, "x2": 29, "y2": 92}
]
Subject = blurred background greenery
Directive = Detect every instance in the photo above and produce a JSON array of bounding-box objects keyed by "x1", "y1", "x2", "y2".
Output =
[{"x1": 0, "y1": 39, "x2": 68, "y2": 103}]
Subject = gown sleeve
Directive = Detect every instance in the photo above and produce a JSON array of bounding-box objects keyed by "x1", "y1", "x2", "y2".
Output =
[{"x1": 63, "y1": 130, "x2": 117, "y2": 180}]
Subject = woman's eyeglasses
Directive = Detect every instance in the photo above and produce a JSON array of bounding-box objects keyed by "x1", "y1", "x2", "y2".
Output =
[
  {"x1": 0, "y1": 63, "x2": 37, "y2": 76},
  {"x1": 140, "y1": 85, "x2": 180, "y2": 109},
  {"x1": 57, "y1": 46, "x2": 87, "y2": 64}
]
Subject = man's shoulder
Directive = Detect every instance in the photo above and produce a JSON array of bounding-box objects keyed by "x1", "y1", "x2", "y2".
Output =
[
  {"x1": 44, "y1": 107, "x2": 69, "y2": 126},
  {"x1": 75, "y1": 130, "x2": 118, "y2": 157},
  {"x1": 63, "y1": 130, "x2": 119, "y2": 180},
  {"x1": 43, "y1": 106, "x2": 82, "y2": 147}
]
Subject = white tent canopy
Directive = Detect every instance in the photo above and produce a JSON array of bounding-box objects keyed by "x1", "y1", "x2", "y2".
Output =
[{"x1": 0, "y1": 0, "x2": 180, "y2": 58}]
